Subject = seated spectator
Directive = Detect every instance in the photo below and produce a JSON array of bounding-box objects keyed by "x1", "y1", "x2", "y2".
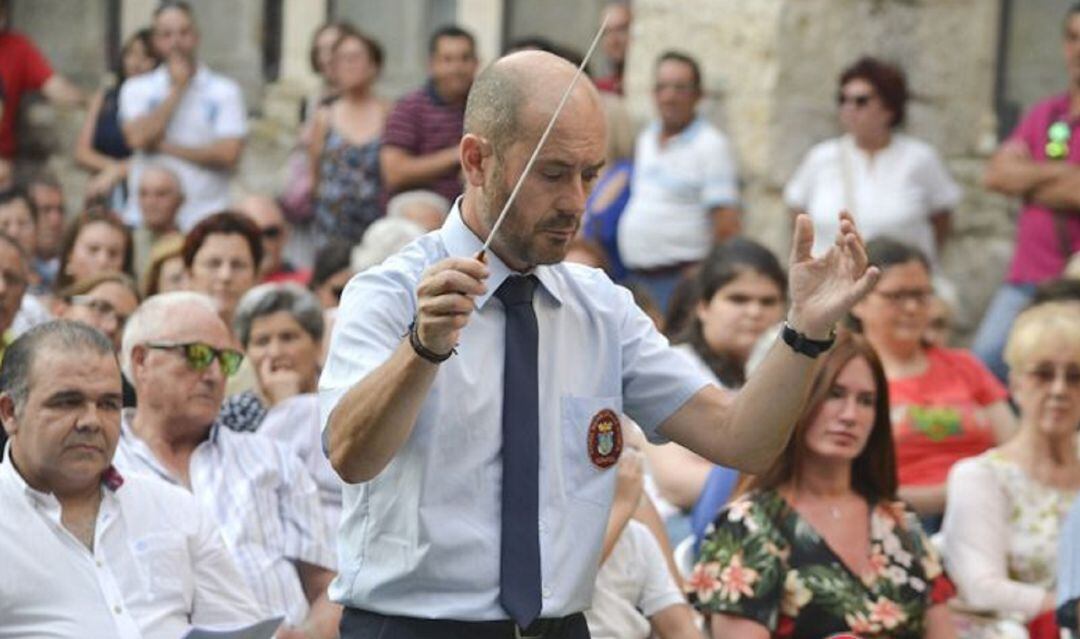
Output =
[
  {"x1": 24, "y1": 172, "x2": 66, "y2": 289},
  {"x1": 309, "y1": 26, "x2": 387, "y2": 244},
  {"x1": 226, "y1": 283, "x2": 341, "y2": 530},
  {"x1": 131, "y1": 164, "x2": 183, "y2": 278},
  {"x1": 784, "y1": 57, "x2": 960, "y2": 268},
  {"x1": 0, "y1": 231, "x2": 28, "y2": 354},
  {"x1": 564, "y1": 237, "x2": 612, "y2": 275},
  {"x1": 618, "y1": 51, "x2": 741, "y2": 312},
  {"x1": 348, "y1": 217, "x2": 424, "y2": 274},
  {"x1": 54, "y1": 272, "x2": 139, "y2": 351},
  {"x1": 691, "y1": 333, "x2": 956, "y2": 638},
  {"x1": 56, "y1": 209, "x2": 133, "y2": 292},
  {"x1": 116, "y1": 292, "x2": 340, "y2": 637},
  {"x1": 309, "y1": 240, "x2": 353, "y2": 310},
  {"x1": 0, "y1": 187, "x2": 36, "y2": 259},
  {"x1": 183, "y1": 211, "x2": 260, "y2": 328},
  {"x1": 75, "y1": 28, "x2": 160, "y2": 210},
  {"x1": 923, "y1": 293, "x2": 954, "y2": 349},
  {"x1": 120, "y1": 2, "x2": 247, "y2": 231},
  {"x1": 0, "y1": 320, "x2": 263, "y2": 638},
  {"x1": 235, "y1": 194, "x2": 309, "y2": 283},
  {"x1": 0, "y1": 0, "x2": 85, "y2": 187},
  {"x1": 587, "y1": 437, "x2": 698, "y2": 639},
  {"x1": 944, "y1": 302, "x2": 1080, "y2": 637},
  {"x1": 141, "y1": 232, "x2": 186, "y2": 298},
  {"x1": 851, "y1": 238, "x2": 1016, "y2": 533},
  {"x1": 385, "y1": 189, "x2": 449, "y2": 231},
  {"x1": 647, "y1": 238, "x2": 786, "y2": 541},
  {"x1": 379, "y1": 25, "x2": 477, "y2": 204}
]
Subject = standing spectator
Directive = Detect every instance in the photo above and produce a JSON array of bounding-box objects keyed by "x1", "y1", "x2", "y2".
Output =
[
  {"x1": 56, "y1": 209, "x2": 133, "y2": 292},
  {"x1": 617, "y1": 51, "x2": 741, "y2": 311},
  {"x1": 594, "y1": 2, "x2": 632, "y2": 96},
  {"x1": 0, "y1": 0, "x2": 85, "y2": 183},
  {"x1": 25, "y1": 173, "x2": 65, "y2": 289},
  {"x1": 120, "y1": 1, "x2": 246, "y2": 231},
  {"x1": 0, "y1": 321, "x2": 264, "y2": 639},
  {"x1": 309, "y1": 26, "x2": 387, "y2": 245},
  {"x1": 582, "y1": 92, "x2": 636, "y2": 281},
  {"x1": 116, "y1": 292, "x2": 339, "y2": 637},
  {"x1": 236, "y1": 194, "x2": 309, "y2": 284},
  {"x1": 944, "y1": 302, "x2": 1080, "y2": 637},
  {"x1": 785, "y1": 56, "x2": 960, "y2": 269},
  {"x1": 76, "y1": 28, "x2": 160, "y2": 210},
  {"x1": 379, "y1": 25, "x2": 478, "y2": 204},
  {"x1": 852, "y1": 238, "x2": 1016, "y2": 533},
  {"x1": 303, "y1": 22, "x2": 343, "y2": 122},
  {"x1": 975, "y1": 4, "x2": 1080, "y2": 382},
  {"x1": 131, "y1": 164, "x2": 182, "y2": 278}
]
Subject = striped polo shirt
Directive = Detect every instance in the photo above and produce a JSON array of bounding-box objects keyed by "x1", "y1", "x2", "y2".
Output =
[{"x1": 382, "y1": 81, "x2": 465, "y2": 202}]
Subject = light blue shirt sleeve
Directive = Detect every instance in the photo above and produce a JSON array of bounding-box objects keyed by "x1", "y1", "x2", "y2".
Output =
[{"x1": 1058, "y1": 494, "x2": 1080, "y2": 608}]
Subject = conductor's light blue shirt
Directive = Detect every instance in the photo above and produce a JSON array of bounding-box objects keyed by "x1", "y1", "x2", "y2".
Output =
[{"x1": 319, "y1": 202, "x2": 713, "y2": 620}]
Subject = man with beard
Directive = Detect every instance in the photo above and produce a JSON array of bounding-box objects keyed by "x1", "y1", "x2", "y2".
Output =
[
  {"x1": 321, "y1": 50, "x2": 879, "y2": 639},
  {"x1": 119, "y1": 1, "x2": 246, "y2": 231}
]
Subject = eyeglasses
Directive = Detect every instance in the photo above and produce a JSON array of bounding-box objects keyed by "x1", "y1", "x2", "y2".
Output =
[
  {"x1": 1024, "y1": 364, "x2": 1080, "y2": 389},
  {"x1": 144, "y1": 341, "x2": 244, "y2": 377},
  {"x1": 70, "y1": 296, "x2": 130, "y2": 326},
  {"x1": 260, "y1": 225, "x2": 284, "y2": 240},
  {"x1": 837, "y1": 92, "x2": 874, "y2": 108},
  {"x1": 1046, "y1": 120, "x2": 1071, "y2": 160},
  {"x1": 874, "y1": 288, "x2": 933, "y2": 305}
]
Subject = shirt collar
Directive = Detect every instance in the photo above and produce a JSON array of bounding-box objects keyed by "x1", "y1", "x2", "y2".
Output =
[
  {"x1": 438, "y1": 198, "x2": 565, "y2": 310},
  {"x1": 119, "y1": 409, "x2": 219, "y2": 484},
  {"x1": 0, "y1": 441, "x2": 123, "y2": 505},
  {"x1": 649, "y1": 115, "x2": 705, "y2": 146}
]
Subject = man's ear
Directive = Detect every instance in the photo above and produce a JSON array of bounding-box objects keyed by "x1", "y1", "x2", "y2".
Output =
[
  {"x1": 0, "y1": 394, "x2": 19, "y2": 437},
  {"x1": 460, "y1": 134, "x2": 491, "y2": 187},
  {"x1": 129, "y1": 344, "x2": 148, "y2": 384}
]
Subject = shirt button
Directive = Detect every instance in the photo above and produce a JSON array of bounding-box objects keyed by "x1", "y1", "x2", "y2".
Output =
[
  {"x1": 96, "y1": 560, "x2": 103, "y2": 568},
  {"x1": 113, "y1": 605, "x2": 122, "y2": 614},
  {"x1": 542, "y1": 587, "x2": 552, "y2": 599}
]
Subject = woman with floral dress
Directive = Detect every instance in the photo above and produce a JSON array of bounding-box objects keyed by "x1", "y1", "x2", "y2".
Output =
[
  {"x1": 943, "y1": 302, "x2": 1080, "y2": 637},
  {"x1": 690, "y1": 333, "x2": 956, "y2": 638}
]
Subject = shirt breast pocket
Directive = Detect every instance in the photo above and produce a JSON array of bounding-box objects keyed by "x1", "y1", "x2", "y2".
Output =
[
  {"x1": 131, "y1": 532, "x2": 191, "y2": 602},
  {"x1": 561, "y1": 395, "x2": 623, "y2": 507}
]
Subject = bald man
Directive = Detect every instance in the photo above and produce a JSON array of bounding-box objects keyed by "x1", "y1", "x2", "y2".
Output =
[
  {"x1": 321, "y1": 51, "x2": 878, "y2": 638},
  {"x1": 235, "y1": 194, "x2": 308, "y2": 284}
]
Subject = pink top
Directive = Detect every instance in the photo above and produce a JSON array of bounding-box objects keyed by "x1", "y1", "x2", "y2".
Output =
[{"x1": 1007, "y1": 93, "x2": 1080, "y2": 283}]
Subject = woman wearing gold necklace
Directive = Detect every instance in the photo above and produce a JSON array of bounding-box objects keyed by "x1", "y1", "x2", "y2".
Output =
[{"x1": 689, "y1": 333, "x2": 956, "y2": 638}]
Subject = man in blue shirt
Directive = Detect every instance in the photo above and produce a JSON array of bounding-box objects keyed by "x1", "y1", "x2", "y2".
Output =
[{"x1": 321, "y1": 50, "x2": 879, "y2": 639}]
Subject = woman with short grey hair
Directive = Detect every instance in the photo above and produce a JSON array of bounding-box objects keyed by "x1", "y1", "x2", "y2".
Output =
[{"x1": 221, "y1": 282, "x2": 341, "y2": 528}]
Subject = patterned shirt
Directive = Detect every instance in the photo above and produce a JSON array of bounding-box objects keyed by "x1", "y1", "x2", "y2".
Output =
[
  {"x1": 381, "y1": 81, "x2": 465, "y2": 202},
  {"x1": 113, "y1": 411, "x2": 335, "y2": 625}
]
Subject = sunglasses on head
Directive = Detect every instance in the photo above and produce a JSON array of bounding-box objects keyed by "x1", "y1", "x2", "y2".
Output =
[
  {"x1": 1046, "y1": 121, "x2": 1071, "y2": 160},
  {"x1": 144, "y1": 341, "x2": 244, "y2": 377},
  {"x1": 837, "y1": 92, "x2": 873, "y2": 108}
]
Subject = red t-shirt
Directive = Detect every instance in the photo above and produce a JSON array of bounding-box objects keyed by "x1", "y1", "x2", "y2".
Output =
[
  {"x1": 0, "y1": 31, "x2": 54, "y2": 158},
  {"x1": 889, "y1": 347, "x2": 1008, "y2": 487}
]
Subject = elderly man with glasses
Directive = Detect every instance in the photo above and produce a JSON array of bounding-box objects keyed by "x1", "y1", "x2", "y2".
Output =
[{"x1": 114, "y1": 291, "x2": 340, "y2": 639}]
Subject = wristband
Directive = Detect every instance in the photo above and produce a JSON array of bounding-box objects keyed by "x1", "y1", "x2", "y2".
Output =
[
  {"x1": 409, "y1": 320, "x2": 455, "y2": 363},
  {"x1": 781, "y1": 322, "x2": 836, "y2": 358}
]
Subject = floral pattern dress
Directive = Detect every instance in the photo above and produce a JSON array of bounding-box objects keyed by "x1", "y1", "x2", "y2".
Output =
[{"x1": 690, "y1": 489, "x2": 955, "y2": 638}]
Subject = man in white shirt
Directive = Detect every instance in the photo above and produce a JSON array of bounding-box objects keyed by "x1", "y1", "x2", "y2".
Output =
[
  {"x1": 120, "y1": 1, "x2": 246, "y2": 231},
  {"x1": 116, "y1": 292, "x2": 340, "y2": 639},
  {"x1": 0, "y1": 320, "x2": 263, "y2": 639},
  {"x1": 617, "y1": 51, "x2": 741, "y2": 311}
]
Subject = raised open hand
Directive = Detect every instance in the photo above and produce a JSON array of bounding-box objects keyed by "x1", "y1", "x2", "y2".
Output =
[{"x1": 786, "y1": 212, "x2": 880, "y2": 339}]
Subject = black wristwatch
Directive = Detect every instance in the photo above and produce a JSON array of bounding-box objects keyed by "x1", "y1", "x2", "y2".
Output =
[
  {"x1": 781, "y1": 322, "x2": 836, "y2": 358},
  {"x1": 408, "y1": 320, "x2": 455, "y2": 363}
]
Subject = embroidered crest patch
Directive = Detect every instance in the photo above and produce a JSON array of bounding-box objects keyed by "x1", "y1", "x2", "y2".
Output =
[{"x1": 587, "y1": 408, "x2": 622, "y2": 469}]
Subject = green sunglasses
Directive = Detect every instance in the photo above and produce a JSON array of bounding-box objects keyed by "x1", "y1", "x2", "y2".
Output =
[
  {"x1": 1046, "y1": 120, "x2": 1071, "y2": 159},
  {"x1": 145, "y1": 341, "x2": 244, "y2": 377}
]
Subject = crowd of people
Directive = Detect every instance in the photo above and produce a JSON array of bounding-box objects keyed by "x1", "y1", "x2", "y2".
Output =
[{"x1": 1, "y1": 0, "x2": 1080, "y2": 637}]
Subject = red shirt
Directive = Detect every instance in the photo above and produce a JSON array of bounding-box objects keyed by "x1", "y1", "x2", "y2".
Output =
[
  {"x1": 0, "y1": 31, "x2": 54, "y2": 158},
  {"x1": 889, "y1": 347, "x2": 1008, "y2": 487}
]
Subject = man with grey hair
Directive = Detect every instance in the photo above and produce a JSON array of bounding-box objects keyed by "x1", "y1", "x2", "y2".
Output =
[
  {"x1": 116, "y1": 291, "x2": 340, "y2": 639},
  {"x1": 322, "y1": 50, "x2": 877, "y2": 638},
  {"x1": 0, "y1": 320, "x2": 263, "y2": 638},
  {"x1": 132, "y1": 164, "x2": 183, "y2": 277}
]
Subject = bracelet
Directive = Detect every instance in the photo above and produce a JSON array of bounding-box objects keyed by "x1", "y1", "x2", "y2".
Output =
[
  {"x1": 408, "y1": 319, "x2": 455, "y2": 363},
  {"x1": 780, "y1": 322, "x2": 836, "y2": 358}
]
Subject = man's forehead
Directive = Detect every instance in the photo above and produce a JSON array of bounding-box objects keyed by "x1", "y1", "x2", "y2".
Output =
[{"x1": 29, "y1": 349, "x2": 121, "y2": 393}]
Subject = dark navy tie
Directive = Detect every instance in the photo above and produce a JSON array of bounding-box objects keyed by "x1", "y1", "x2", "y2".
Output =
[{"x1": 495, "y1": 275, "x2": 542, "y2": 629}]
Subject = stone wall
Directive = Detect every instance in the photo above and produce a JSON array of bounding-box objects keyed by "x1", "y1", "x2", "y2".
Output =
[{"x1": 625, "y1": 0, "x2": 1012, "y2": 338}]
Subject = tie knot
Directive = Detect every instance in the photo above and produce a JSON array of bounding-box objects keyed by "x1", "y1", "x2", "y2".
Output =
[{"x1": 495, "y1": 275, "x2": 538, "y2": 306}]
